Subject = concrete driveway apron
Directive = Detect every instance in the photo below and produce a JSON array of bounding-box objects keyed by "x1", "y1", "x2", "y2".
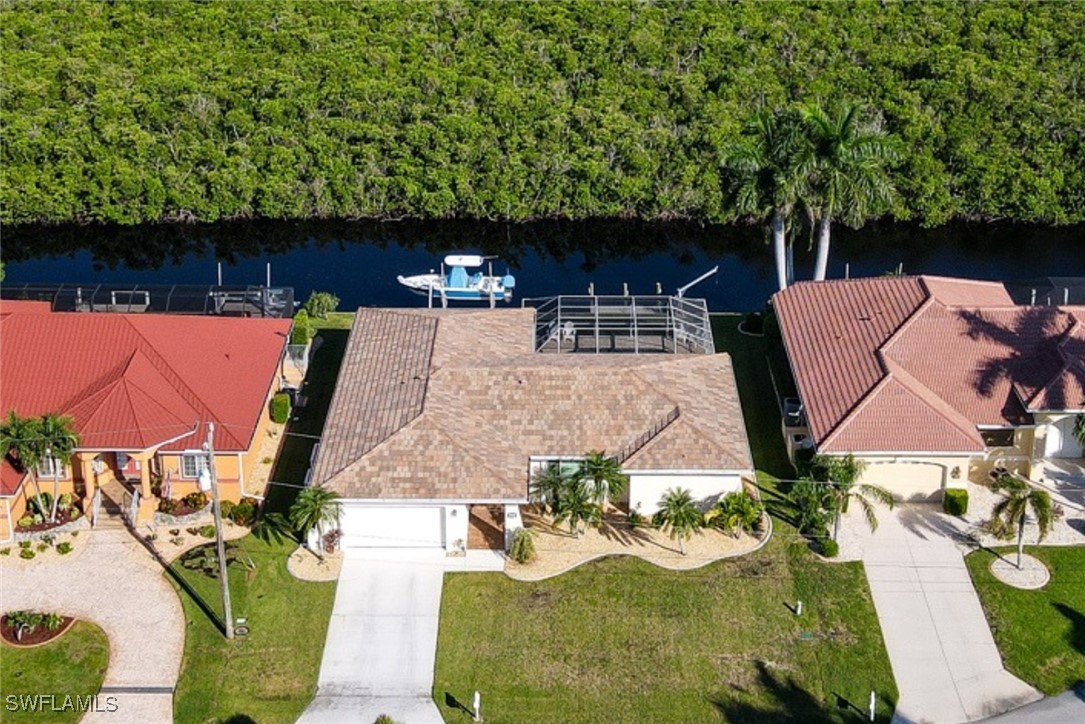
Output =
[
  {"x1": 299, "y1": 549, "x2": 447, "y2": 724},
  {"x1": 857, "y1": 506, "x2": 1040, "y2": 723}
]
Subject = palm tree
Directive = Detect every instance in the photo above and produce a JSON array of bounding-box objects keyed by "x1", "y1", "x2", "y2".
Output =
[
  {"x1": 289, "y1": 486, "x2": 342, "y2": 560},
  {"x1": 36, "y1": 413, "x2": 80, "y2": 522},
  {"x1": 653, "y1": 487, "x2": 703, "y2": 555},
  {"x1": 989, "y1": 474, "x2": 1053, "y2": 569},
  {"x1": 705, "y1": 490, "x2": 764, "y2": 539},
  {"x1": 808, "y1": 454, "x2": 894, "y2": 540},
  {"x1": 529, "y1": 463, "x2": 570, "y2": 514},
  {"x1": 576, "y1": 451, "x2": 628, "y2": 506},
  {"x1": 802, "y1": 103, "x2": 899, "y2": 281},
  {"x1": 1, "y1": 411, "x2": 50, "y2": 522},
  {"x1": 723, "y1": 109, "x2": 813, "y2": 291},
  {"x1": 551, "y1": 479, "x2": 601, "y2": 538}
]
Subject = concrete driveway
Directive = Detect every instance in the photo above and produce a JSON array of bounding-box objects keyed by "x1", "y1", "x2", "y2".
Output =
[
  {"x1": 0, "y1": 528, "x2": 183, "y2": 724},
  {"x1": 851, "y1": 505, "x2": 1041, "y2": 723},
  {"x1": 298, "y1": 549, "x2": 448, "y2": 724}
]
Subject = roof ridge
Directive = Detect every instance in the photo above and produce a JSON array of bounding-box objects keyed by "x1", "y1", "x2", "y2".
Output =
[
  {"x1": 881, "y1": 357, "x2": 985, "y2": 445},
  {"x1": 820, "y1": 374, "x2": 895, "y2": 450}
]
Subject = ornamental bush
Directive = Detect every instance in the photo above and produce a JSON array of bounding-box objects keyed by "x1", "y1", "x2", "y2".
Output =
[
  {"x1": 943, "y1": 488, "x2": 969, "y2": 516},
  {"x1": 182, "y1": 491, "x2": 209, "y2": 510},
  {"x1": 820, "y1": 539, "x2": 840, "y2": 558},
  {"x1": 303, "y1": 291, "x2": 339, "y2": 319},
  {"x1": 270, "y1": 392, "x2": 291, "y2": 423},
  {"x1": 510, "y1": 528, "x2": 536, "y2": 564},
  {"x1": 290, "y1": 310, "x2": 313, "y2": 346}
]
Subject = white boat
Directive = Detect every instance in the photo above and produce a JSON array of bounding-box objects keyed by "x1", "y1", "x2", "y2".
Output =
[{"x1": 397, "y1": 255, "x2": 516, "y2": 306}]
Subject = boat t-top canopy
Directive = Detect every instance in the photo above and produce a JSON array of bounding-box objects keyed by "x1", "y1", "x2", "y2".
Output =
[{"x1": 444, "y1": 254, "x2": 488, "y2": 267}]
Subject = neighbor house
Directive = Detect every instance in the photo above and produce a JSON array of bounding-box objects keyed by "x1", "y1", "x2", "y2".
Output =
[
  {"x1": 773, "y1": 275, "x2": 1085, "y2": 500},
  {"x1": 0, "y1": 300, "x2": 293, "y2": 540},
  {"x1": 309, "y1": 307, "x2": 754, "y2": 552}
]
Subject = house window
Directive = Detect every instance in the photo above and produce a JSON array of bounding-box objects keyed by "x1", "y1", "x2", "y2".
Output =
[
  {"x1": 181, "y1": 453, "x2": 210, "y2": 479},
  {"x1": 530, "y1": 457, "x2": 583, "y2": 477},
  {"x1": 982, "y1": 429, "x2": 1016, "y2": 448},
  {"x1": 36, "y1": 456, "x2": 66, "y2": 478}
]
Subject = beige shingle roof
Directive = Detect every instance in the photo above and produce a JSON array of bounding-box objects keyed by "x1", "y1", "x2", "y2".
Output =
[{"x1": 314, "y1": 308, "x2": 753, "y2": 500}]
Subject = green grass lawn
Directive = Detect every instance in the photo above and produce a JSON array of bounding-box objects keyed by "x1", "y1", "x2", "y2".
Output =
[
  {"x1": 966, "y1": 546, "x2": 1085, "y2": 695},
  {"x1": 0, "y1": 622, "x2": 109, "y2": 724},
  {"x1": 171, "y1": 312, "x2": 350, "y2": 722},
  {"x1": 170, "y1": 535, "x2": 336, "y2": 723},
  {"x1": 433, "y1": 313, "x2": 897, "y2": 722}
]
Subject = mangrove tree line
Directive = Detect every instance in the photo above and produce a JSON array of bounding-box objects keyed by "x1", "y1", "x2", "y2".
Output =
[{"x1": 2, "y1": 1, "x2": 1083, "y2": 226}]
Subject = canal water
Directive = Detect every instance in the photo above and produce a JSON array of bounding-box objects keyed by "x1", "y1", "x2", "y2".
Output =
[{"x1": 2, "y1": 220, "x2": 1081, "y2": 312}]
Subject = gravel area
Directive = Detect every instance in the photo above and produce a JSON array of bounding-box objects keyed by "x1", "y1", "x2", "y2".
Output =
[
  {"x1": 287, "y1": 546, "x2": 343, "y2": 581},
  {"x1": 835, "y1": 480, "x2": 1085, "y2": 562},
  {"x1": 505, "y1": 508, "x2": 767, "y2": 581},
  {"x1": 136, "y1": 516, "x2": 252, "y2": 564},
  {"x1": 990, "y1": 553, "x2": 1051, "y2": 589}
]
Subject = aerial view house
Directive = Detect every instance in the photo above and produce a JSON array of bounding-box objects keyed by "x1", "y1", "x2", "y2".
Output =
[
  {"x1": 0, "y1": 300, "x2": 293, "y2": 539},
  {"x1": 773, "y1": 275, "x2": 1085, "y2": 500},
  {"x1": 310, "y1": 306, "x2": 754, "y2": 551}
]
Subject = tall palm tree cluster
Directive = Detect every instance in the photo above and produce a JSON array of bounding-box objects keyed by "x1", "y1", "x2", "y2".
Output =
[
  {"x1": 0, "y1": 410, "x2": 81, "y2": 524},
  {"x1": 723, "y1": 103, "x2": 900, "y2": 290},
  {"x1": 789, "y1": 454, "x2": 895, "y2": 543},
  {"x1": 530, "y1": 451, "x2": 629, "y2": 537}
]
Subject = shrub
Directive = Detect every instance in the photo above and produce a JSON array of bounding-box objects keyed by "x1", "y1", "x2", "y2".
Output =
[
  {"x1": 158, "y1": 498, "x2": 180, "y2": 515},
  {"x1": 70, "y1": 508, "x2": 81, "y2": 519},
  {"x1": 290, "y1": 309, "x2": 313, "y2": 345},
  {"x1": 18, "y1": 540, "x2": 31, "y2": 549},
  {"x1": 0, "y1": 548, "x2": 9, "y2": 556},
  {"x1": 374, "y1": 716, "x2": 397, "y2": 724},
  {"x1": 627, "y1": 508, "x2": 646, "y2": 530},
  {"x1": 943, "y1": 488, "x2": 969, "y2": 516},
  {"x1": 322, "y1": 528, "x2": 342, "y2": 553},
  {"x1": 820, "y1": 539, "x2": 840, "y2": 558},
  {"x1": 57, "y1": 541, "x2": 73, "y2": 555},
  {"x1": 198, "y1": 525, "x2": 216, "y2": 538},
  {"x1": 36, "y1": 543, "x2": 48, "y2": 553},
  {"x1": 270, "y1": 392, "x2": 291, "y2": 423},
  {"x1": 20, "y1": 548, "x2": 35, "y2": 560},
  {"x1": 219, "y1": 499, "x2": 236, "y2": 518},
  {"x1": 70, "y1": 530, "x2": 78, "y2": 537},
  {"x1": 304, "y1": 291, "x2": 340, "y2": 319},
  {"x1": 743, "y1": 311, "x2": 764, "y2": 334},
  {"x1": 17, "y1": 516, "x2": 34, "y2": 529},
  {"x1": 182, "y1": 491, "x2": 209, "y2": 510},
  {"x1": 510, "y1": 528, "x2": 536, "y2": 564},
  {"x1": 57, "y1": 492, "x2": 73, "y2": 512},
  {"x1": 27, "y1": 492, "x2": 53, "y2": 517},
  {"x1": 230, "y1": 499, "x2": 257, "y2": 526}
]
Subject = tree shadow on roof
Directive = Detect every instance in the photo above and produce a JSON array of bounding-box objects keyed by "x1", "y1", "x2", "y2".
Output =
[{"x1": 956, "y1": 306, "x2": 1075, "y2": 415}]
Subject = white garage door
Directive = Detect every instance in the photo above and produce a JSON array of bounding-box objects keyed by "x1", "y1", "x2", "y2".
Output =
[
  {"x1": 340, "y1": 505, "x2": 445, "y2": 548},
  {"x1": 1045, "y1": 417, "x2": 1084, "y2": 458},
  {"x1": 860, "y1": 462, "x2": 945, "y2": 502}
]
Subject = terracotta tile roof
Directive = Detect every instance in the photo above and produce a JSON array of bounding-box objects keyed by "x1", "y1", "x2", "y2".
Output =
[
  {"x1": 1, "y1": 461, "x2": 27, "y2": 497},
  {"x1": 774, "y1": 275, "x2": 1085, "y2": 454},
  {"x1": 0, "y1": 309, "x2": 291, "y2": 479},
  {"x1": 315, "y1": 309, "x2": 752, "y2": 501}
]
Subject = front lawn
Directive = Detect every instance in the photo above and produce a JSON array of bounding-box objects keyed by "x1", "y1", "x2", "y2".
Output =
[
  {"x1": 966, "y1": 546, "x2": 1085, "y2": 695},
  {"x1": 0, "y1": 621, "x2": 109, "y2": 724},
  {"x1": 170, "y1": 535, "x2": 336, "y2": 723},
  {"x1": 434, "y1": 313, "x2": 897, "y2": 722}
]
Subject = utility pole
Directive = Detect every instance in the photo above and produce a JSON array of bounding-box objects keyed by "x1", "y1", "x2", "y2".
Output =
[{"x1": 205, "y1": 422, "x2": 234, "y2": 639}]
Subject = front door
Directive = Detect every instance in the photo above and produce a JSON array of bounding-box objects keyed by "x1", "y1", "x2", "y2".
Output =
[{"x1": 1045, "y1": 417, "x2": 1084, "y2": 458}]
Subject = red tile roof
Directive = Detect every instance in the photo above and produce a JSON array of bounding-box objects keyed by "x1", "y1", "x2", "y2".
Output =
[
  {"x1": 0, "y1": 309, "x2": 291, "y2": 495},
  {"x1": 775, "y1": 276, "x2": 1085, "y2": 454}
]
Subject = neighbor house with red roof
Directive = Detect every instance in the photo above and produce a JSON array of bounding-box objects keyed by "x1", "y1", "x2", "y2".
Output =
[
  {"x1": 773, "y1": 276, "x2": 1085, "y2": 500},
  {"x1": 0, "y1": 300, "x2": 293, "y2": 540}
]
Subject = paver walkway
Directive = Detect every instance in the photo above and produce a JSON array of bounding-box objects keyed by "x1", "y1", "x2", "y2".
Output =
[
  {"x1": 298, "y1": 549, "x2": 448, "y2": 724},
  {"x1": 0, "y1": 528, "x2": 183, "y2": 723},
  {"x1": 851, "y1": 506, "x2": 1041, "y2": 723}
]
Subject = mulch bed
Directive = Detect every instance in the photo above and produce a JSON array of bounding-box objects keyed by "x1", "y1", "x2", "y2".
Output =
[
  {"x1": 15, "y1": 506, "x2": 83, "y2": 533},
  {"x1": 1, "y1": 614, "x2": 76, "y2": 647}
]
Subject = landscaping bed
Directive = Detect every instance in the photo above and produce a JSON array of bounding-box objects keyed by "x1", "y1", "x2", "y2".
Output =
[
  {"x1": 0, "y1": 620, "x2": 109, "y2": 724},
  {"x1": 1, "y1": 613, "x2": 75, "y2": 647},
  {"x1": 966, "y1": 545, "x2": 1085, "y2": 695}
]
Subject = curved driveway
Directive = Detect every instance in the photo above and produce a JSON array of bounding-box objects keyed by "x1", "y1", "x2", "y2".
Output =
[{"x1": 1, "y1": 529, "x2": 183, "y2": 723}]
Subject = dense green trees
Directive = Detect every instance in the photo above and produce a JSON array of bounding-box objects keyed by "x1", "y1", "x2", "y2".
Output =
[{"x1": 2, "y1": 1, "x2": 1082, "y2": 226}]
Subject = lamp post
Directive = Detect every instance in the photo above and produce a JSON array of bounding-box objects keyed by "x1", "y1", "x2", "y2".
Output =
[{"x1": 199, "y1": 422, "x2": 234, "y2": 639}]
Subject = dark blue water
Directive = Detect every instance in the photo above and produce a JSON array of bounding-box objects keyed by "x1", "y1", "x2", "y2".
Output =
[{"x1": 2, "y1": 220, "x2": 1081, "y2": 312}]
